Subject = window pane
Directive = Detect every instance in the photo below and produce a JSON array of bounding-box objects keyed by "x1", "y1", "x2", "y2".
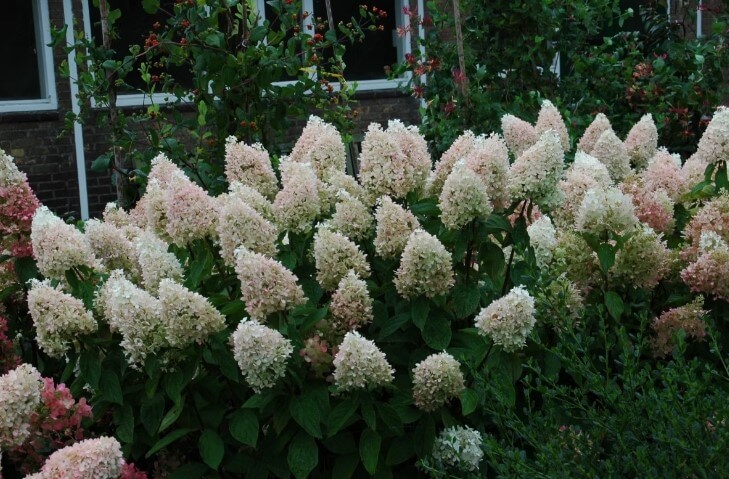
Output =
[
  {"x1": 89, "y1": 0, "x2": 193, "y2": 93},
  {"x1": 0, "y1": 1, "x2": 42, "y2": 101},
  {"x1": 313, "y1": 0, "x2": 397, "y2": 81}
]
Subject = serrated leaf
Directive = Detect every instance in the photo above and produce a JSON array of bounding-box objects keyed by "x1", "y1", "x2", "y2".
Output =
[
  {"x1": 422, "y1": 314, "x2": 452, "y2": 350},
  {"x1": 199, "y1": 429, "x2": 224, "y2": 470},
  {"x1": 604, "y1": 291, "x2": 624, "y2": 320},
  {"x1": 328, "y1": 397, "x2": 360, "y2": 436},
  {"x1": 459, "y1": 388, "x2": 478, "y2": 416},
  {"x1": 230, "y1": 409, "x2": 259, "y2": 447},
  {"x1": 359, "y1": 429, "x2": 381, "y2": 475},
  {"x1": 100, "y1": 372, "x2": 123, "y2": 405},
  {"x1": 79, "y1": 351, "x2": 101, "y2": 389},
  {"x1": 377, "y1": 313, "x2": 410, "y2": 340},
  {"x1": 290, "y1": 394, "x2": 322, "y2": 438},
  {"x1": 114, "y1": 404, "x2": 134, "y2": 443},
  {"x1": 288, "y1": 432, "x2": 318, "y2": 479},
  {"x1": 597, "y1": 244, "x2": 615, "y2": 273}
]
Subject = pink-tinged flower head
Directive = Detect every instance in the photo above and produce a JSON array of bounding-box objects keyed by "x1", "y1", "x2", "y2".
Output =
[
  {"x1": 611, "y1": 226, "x2": 671, "y2": 289},
  {"x1": 591, "y1": 128, "x2": 632, "y2": 182},
  {"x1": 681, "y1": 193, "x2": 729, "y2": 261},
  {"x1": 622, "y1": 176, "x2": 675, "y2": 235},
  {"x1": 0, "y1": 149, "x2": 41, "y2": 258},
  {"x1": 289, "y1": 115, "x2": 347, "y2": 181},
  {"x1": 373, "y1": 196, "x2": 420, "y2": 259},
  {"x1": 328, "y1": 271, "x2": 373, "y2": 341},
  {"x1": 681, "y1": 232, "x2": 729, "y2": 301},
  {"x1": 136, "y1": 178, "x2": 169, "y2": 238},
  {"x1": 227, "y1": 181, "x2": 277, "y2": 223},
  {"x1": 158, "y1": 279, "x2": 226, "y2": 348},
  {"x1": 624, "y1": 113, "x2": 658, "y2": 169},
  {"x1": 28, "y1": 280, "x2": 97, "y2": 358},
  {"x1": 0, "y1": 363, "x2": 43, "y2": 449},
  {"x1": 695, "y1": 106, "x2": 729, "y2": 165},
  {"x1": 231, "y1": 318, "x2": 293, "y2": 393},
  {"x1": 234, "y1": 246, "x2": 306, "y2": 320},
  {"x1": 501, "y1": 114, "x2": 537, "y2": 157},
  {"x1": 31, "y1": 206, "x2": 99, "y2": 280},
  {"x1": 527, "y1": 215, "x2": 558, "y2": 268},
  {"x1": 273, "y1": 159, "x2": 322, "y2": 233},
  {"x1": 84, "y1": 219, "x2": 139, "y2": 276},
  {"x1": 651, "y1": 296, "x2": 707, "y2": 358},
  {"x1": 394, "y1": 229, "x2": 454, "y2": 299},
  {"x1": 313, "y1": 227, "x2": 370, "y2": 291},
  {"x1": 96, "y1": 270, "x2": 165, "y2": 368},
  {"x1": 148, "y1": 153, "x2": 185, "y2": 187},
  {"x1": 133, "y1": 230, "x2": 183, "y2": 295},
  {"x1": 101, "y1": 203, "x2": 133, "y2": 229},
  {"x1": 412, "y1": 352, "x2": 465, "y2": 412},
  {"x1": 164, "y1": 172, "x2": 217, "y2": 246},
  {"x1": 329, "y1": 191, "x2": 374, "y2": 242},
  {"x1": 430, "y1": 130, "x2": 478, "y2": 196},
  {"x1": 475, "y1": 286, "x2": 536, "y2": 352},
  {"x1": 332, "y1": 331, "x2": 394, "y2": 392},
  {"x1": 577, "y1": 113, "x2": 612, "y2": 155},
  {"x1": 682, "y1": 152, "x2": 711, "y2": 187},
  {"x1": 358, "y1": 120, "x2": 431, "y2": 200},
  {"x1": 535, "y1": 100, "x2": 570, "y2": 152},
  {"x1": 555, "y1": 151, "x2": 612, "y2": 228},
  {"x1": 463, "y1": 133, "x2": 511, "y2": 210},
  {"x1": 575, "y1": 186, "x2": 638, "y2": 237},
  {"x1": 642, "y1": 148, "x2": 688, "y2": 201},
  {"x1": 508, "y1": 130, "x2": 565, "y2": 209},
  {"x1": 439, "y1": 160, "x2": 492, "y2": 230},
  {"x1": 326, "y1": 171, "x2": 370, "y2": 207},
  {"x1": 38, "y1": 436, "x2": 123, "y2": 479},
  {"x1": 224, "y1": 137, "x2": 279, "y2": 200},
  {"x1": 217, "y1": 193, "x2": 278, "y2": 267}
]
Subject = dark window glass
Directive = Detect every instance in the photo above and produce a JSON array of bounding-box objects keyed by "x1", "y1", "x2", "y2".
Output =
[
  {"x1": 0, "y1": 1, "x2": 42, "y2": 101},
  {"x1": 89, "y1": 0, "x2": 193, "y2": 92},
  {"x1": 313, "y1": 0, "x2": 397, "y2": 81}
]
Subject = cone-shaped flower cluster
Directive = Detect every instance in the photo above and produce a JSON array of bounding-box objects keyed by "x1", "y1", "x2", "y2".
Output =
[
  {"x1": 624, "y1": 113, "x2": 658, "y2": 169},
  {"x1": 439, "y1": 161, "x2": 492, "y2": 230},
  {"x1": 273, "y1": 160, "x2": 322, "y2": 233},
  {"x1": 313, "y1": 228, "x2": 370, "y2": 291},
  {"x1": 501, "y1": 114, "x2": 537, "y2": 157},
  {"x1": 431, "y1": 426, "x2": 484, "y2": 473},
  {"x1": 224, "y1": 136, "x2": 279, "y2": 199},
  {"x1": 412, "y1": 352, "x2": 465, "y2": 412},
  {"x1": 34, "y1": 436, "x2": 123, "y2": 479},
  {"x1": 374, "y1": 196, "x2": 420, "y2": 260},
  {"x1": 134, "y1": 231, "x2": 183, "y2": 295},
  {"x1": 575, "y1": 186, "x2": 638, "y2": 237},
  {"x1": 430, "y1": 130, "x2": 478, "y2": 195},
  {"x1": 535, "y1": 99, "x2": 570, "y2": 152},
  {"x1": 651, "y1": 296, "x2": 707, "y2": 358},
  {"x1": 695, "y1": 106, "x2": 729, "y2": 164},
  {"x1": 231, "y1": 318, "x2": 293, "y2": 393},
  {"x1": 394, "y1": 230, "x2": 454, "y2": 299},
  {"x1": 0, "y1": 149, "x2": 40, "y2": 258},
  {"x1": 0, "y1": 363, "x2": 43, "y2": 449},
  {"x1": 577, "y1": 113, "x2": 612, "y2": 154},
  {"x1": 475, "y1": 286, "x2": 536, "y2": 352},
  {"x1": 217, "y1": 193, "x2": 278, "y2": 266},
  {"x1": 329, "y1": 271, "x2": 373, "y2": 341},
  {"x1": 463, "y1": 133, "x2": 511, "y2": 210},
  {"x1": 329, "y1": 192, "x2": 374, "y2": 242},
  {"x1": 289, "y1": 115, "x2": 346, "y2": 181},
  {"x1": 591, "y1": 129, "x2": 631, "y2": 182},
  {"x1": 333, "y1": 331, "x2": 394, "y2": 392},
  {"x1": 158, "y1": 279, "x2": 226, "y2": 348},
  {"x1": 527, "y1": 215, "x2": 558, "y2": 268},
  {"x1": 508, "y1": 130, "x2": 564, "y2": 208}
]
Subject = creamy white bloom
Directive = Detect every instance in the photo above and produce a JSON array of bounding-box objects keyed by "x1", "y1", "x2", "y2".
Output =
[
  {"x1": 329, "y1": 270, "x2": 374, "y2": 340},
  {"x1": 695, "y1": 106, "x2": 729, "y2": 165},
  {"x1": 329, "y1": 192, "x2": 374, "y2": 242},
  {"x1": 575, "y1": 186, "x2": 638, "y2": 237},
  {"x1": 38, "y1": 436, "x2": 123, "y2": 479},
  {"x1": 313, "y1": 228, "x2": 370, "y2": 291},
  {"x1": 475, "y1": 286, "x2": 536, "y2": 352},
  {"x1": 0, "y1": 364, "x2": 43, "y2": 449},
  {"x1": 231, "y1": 318, "x2": 293, "y2": 393},
  {"x1": 431, "y1": 426, "x2": 484, "y2": 473},
  {"x1": 412, "y1": 352, "x2": 465, "y2": 412},
  {"x1": 624, "y1": 113, "x2": 658, "y2": 169},
  {"x1": 134, "y1": 230, "x2": 184, "y2": 295},
  {"x1": 224, "y1": 136, "x2": 279, "y2": 199},
  {"x1": 373, "y1": 196, "x2": 420, "y2": 259},
  {"x1": 591, "y1": 128, "x2": 632, "y2": 182},
  {"x1": 289, "y1": 115, "x2": 347, "y2": 181},
  {"x1": 508, "y1": 130, "x2": 564, "y2": 208},
  {"x1": 217, "y1": 193, "x2": 278, "y2": 266},
  {"x1": 439, "y1": 161, "x2": 492, "y2": 230},
  {"x1": 333, "y1": 331, "x2": 394, "y2": 391},
  {"x1": 577, "y1": 113, "x2": 612, "y2": 155},
  {"x1": 394, "y1": 230, "x2": 454, "y2": 299},
  {"x1": 0, "y1": 148, "x2": 27, "y2": 186},
  {"x1": 430, "y1": 130, "x2": 478, "y2": 195},
  {"x1": 158, "y1": 279, "x2": 226, "y2": 348},
  {"x1": 463, "y1": 133, "x2": 511, "y2": 210},
  {"x1": 535, "y1": 99, "x2": 570, "y2": 151},
  {"x1": 273, "y1": 159, "x2": 322, "y2": 233},
  {"x1": 527, "y1": 215, "x2": 558, "y2": 268}
]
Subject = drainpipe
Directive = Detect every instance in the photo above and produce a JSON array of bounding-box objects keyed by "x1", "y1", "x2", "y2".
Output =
[{"x1": 62, "y1": 0, "x2": 90, "y2": 219}]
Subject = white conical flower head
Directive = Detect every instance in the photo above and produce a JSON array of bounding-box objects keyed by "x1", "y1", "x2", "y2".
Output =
[
  {"x1": 134, "y1": 230, "x2": 183, "y2": 295},
  {"x1": 527, "y1": 215, "x2": 557, "y2": 268},
  {"x1": 159, "y1": 279, "x2": 226, "y2": 348},
  {"x1": 217, "y1": 194, "x2": 278, "y2": 266},
  {"x1": 332, "y1": 331, "x2": 394, "y2": 391},
  {"x1": 577, "y1": 113, "x2": 612, "y2": 154},
  {"x1": 535, "y1": 99, "x2": 570, "y2": 151},
  {"x1": 624, "y1": 113, "x2": 658, "y2": 169},
  {"x1": 439, "y1": 161, "x2": 492, "y2": 230},
  {"x1": 313, "y1": 228, "x2": 370, "y2": 291},
  {"x1": 463, "y1": 133, "x2": 511, "y2": 210},
  {"x1": 591, "y1": 128, "x2": 631, "y2": 182},
  {"x1": 695, "y1": 106, "x2": 729, "y2": 165},
  {"x1": 373, "y1": 196, "x2": 420, "y2": 259},
  {"x1": 412, "y1": 352, "x2": 465, "y2": 412},
  {"x1": 289, "y1": 115, "x2": 347, "y2": 181},
  {"x1": 394, "y1": 229, "x2": 454, "y2": 299},
  {"x1": 329, "y1": 271, "x2": 374, "y2": 340},
  {"x1": 224, "y1": 137, "x2": 279, "y2": 199},
  {"x1": 508, "y1": 130, "x2": 565, "y2": 208},
  {"x1": 231, "y1": 318, "x2": 293, "y2": 393},
  {"x1": 575, "y1": 186, "x2": 638, "y2": 236},
  {"x1": 0, "y1": 364, "x2": 43, "y2": 449},
  {"x1": 0, "y1": 148, "x2": 26, "y2": 186},
  {"x1": 501, "y1": 114, "x2": 537, "y2": 157},
  {"x1": 430, "y1": 130, "x2": 478, "y2": 196},
  {"x1": 273, "y1": 159, "x2": 322, "y2": 233},
  {"x1": 329, "y1": 192, "x2": 374, "y2": 241},
  {"x1": 475, "y1": 286, "x2": 536, "y2": 352}
]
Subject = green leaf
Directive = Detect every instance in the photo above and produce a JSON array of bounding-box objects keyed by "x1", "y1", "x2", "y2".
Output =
[
  {"x1": 79, "y1": 351, "x2": 101, "y2": 389},
  {"x1": 377, "y1": 313, "x2": 410, "y2": 341},
  {"x1": 114, "y1": 404, "x2": 134, "y2": 443},
  {"x1": 159, "y1": 400, "x2": 185, "y2": 433},
  {"x1": 197, "y1": 100, "x2": 208, "y2": 126},
  {"x1": 141, "y1": 393, "x2": 166, "y2": 436},
  {"x1": 90, "y1": 153, "x2": 113, "y2": 172},
  {"x1": 146, "y1": 428, "x2": 196, "y2": 458},
  {"x1": 328, "y1": 397, "x2": 360, "y2": 436},
  {"x1": 230, "y1": 409, "x2": 259, "y2": 447},
  {"x1": 166, "y1": 463, "x2": 209, "y2": 479},
  {"x1": 332, "y1": 454, "x2": 359, "y2": 479},
  {"x1": 422, "y1": 315, "x2": 452, "y2": 350},
  {"x1": 100, "y1": 372, "x2": 123, "y2": 405},
  {"x1": 459, "y1": 388, "x2": 478, "y2": 416},
  {"x1": 451, "y1": 282, "x2": 481, "y2": 319},
  {"x1": 716, "y1": 161, "x2": 728, "y2": 192},
  {"x1": 604, "y1": 291, "x2": 624, "y2": 320},
  {"x1": 385, "y1": 436, "x2": 414, "y2": 466},
  {"x1": 376, "y1": 403, "x2": 403, "y2": 435},
  {"x1": 290, "y1": 394, "x2": 322, "y2": 438},
  {"x1": 361, "y1": 401, "x2": 376, "y2": 430},
  {"x1": 414, "y1": 415, "x2": 436, "y2": 458},
  {"x1": 163, "y1": 370, "x2": 185, "y2": 404},
  {"x1": 199, "y1": 429, "x2": 225, "y2": 470},
  {"x1": 14, "y1": 256, "x2": 38, "y2": 285},
  {"x1": 142, "y1": 0, "x2": 160, "y2": 13},
  {"x1": 288, "y1": 431, "x2": 318, "y2": 479},
  {"x1": 597, "y1": 243, "x2": 615, "y2": 273},
  {"x1": 411, "y1": 300, "x2": 430, "y2": 330},
  {"x1": 359, "y1": 429, "x2": 381, "y2": 475},
  {"x1": 482, "y1": 213, "x2": 512, "y2": 233}
]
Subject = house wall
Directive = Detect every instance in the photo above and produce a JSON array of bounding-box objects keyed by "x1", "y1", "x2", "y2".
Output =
[{"x1": 1, "y1": 0, "x2": 419, "y2": 219}]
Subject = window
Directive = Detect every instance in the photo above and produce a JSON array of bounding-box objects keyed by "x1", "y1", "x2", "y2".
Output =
[
  {"x1": 261, "y1": 0, "x2": 412, "y2": 91},
  {"x1": 82, "y1": 0, "x2": 193, "y2": 107},
  {"x1": 0, "y1": 0, "x2": 58, "y2": 113}
]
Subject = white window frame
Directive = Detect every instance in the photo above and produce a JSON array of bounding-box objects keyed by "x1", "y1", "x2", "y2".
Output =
[
  {"x1": 259, "y1": 0, "x2": 416, "y2": 91},
  {"x1": 0, "y1": 0, "x2": 58, "y2": 113}
]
